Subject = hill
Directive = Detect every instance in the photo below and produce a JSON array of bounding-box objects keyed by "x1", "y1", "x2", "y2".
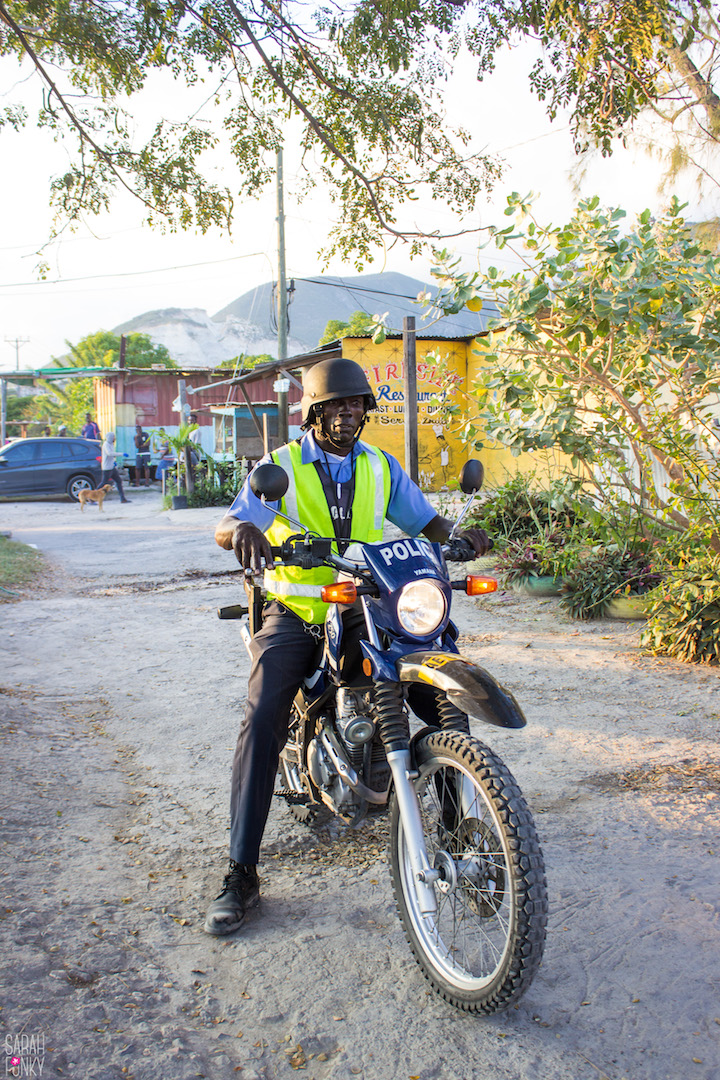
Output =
[{"x1": 114, "y1": 272, "x2": 497, "y2": 367}]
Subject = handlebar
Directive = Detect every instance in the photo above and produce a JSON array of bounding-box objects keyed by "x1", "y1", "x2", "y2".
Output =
[
  {"x1": 265, "y1": 532, "x2": 492, "y2": 570},
  {"x1": 442, "y1": 537, "x2": 477, "y2": 563}
]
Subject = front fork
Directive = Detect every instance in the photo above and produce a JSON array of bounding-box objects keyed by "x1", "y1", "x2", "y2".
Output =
[
  {"x1": 371, "y1": 676, "x2": 440, "y2": 916},
  {"x1": 387, "y1": 749, "x2": 440, "y2": 916}
]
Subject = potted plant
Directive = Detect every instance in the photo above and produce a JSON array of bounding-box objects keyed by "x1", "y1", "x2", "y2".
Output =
[
  {"x1": 560, "y1": 545, "x2": 662, "y2": 620},
  {"x1": 497, "y1": 525, "x2": 589, "y2": 596},
  {"x1": 152, "y1": 423, "x2": 198, "y2": 509}
]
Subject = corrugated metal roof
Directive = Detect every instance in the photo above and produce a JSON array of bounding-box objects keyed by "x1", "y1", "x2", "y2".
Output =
[
  {"x1": 0, "y1": 366, "x2": 110, "y2": 380},
  {"x1": 2, "y1": 328, "x2": 490, "y2": 390},
  {"x1": 1, "y1": 365, "x2": 239, "y2": 381},
  {"x1": 226, "y1": 343, "x2": 341, "y2": 387}
]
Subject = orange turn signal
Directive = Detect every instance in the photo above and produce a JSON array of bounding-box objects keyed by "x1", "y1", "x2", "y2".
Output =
[
  {"x1": 465, "y1": 575, "x2": 498, "y2": 596},
  {"x1": 321, "y1": 581, "x2": 358, "y2": 604}
]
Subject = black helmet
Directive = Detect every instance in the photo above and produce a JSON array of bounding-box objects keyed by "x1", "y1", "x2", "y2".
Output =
[{"x1": 300, "y1": 358, "x2": 376, "y2": 426}]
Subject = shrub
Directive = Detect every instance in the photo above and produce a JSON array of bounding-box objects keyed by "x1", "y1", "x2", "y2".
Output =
[
  {"x1": 560, "y1": 545, "x2": 662, "y2": 620},
  {"x1": 164, "y1": 458, "x2": 247, "y2": 508},
  {"x1": 496, "y1": 529, "x2": 578, "y2": 586},
  {"x1": 467, "y1": 472, "x2": 584, "y2": 545},
  {"x1": 641, "y1": 552, "x2": 720, "y2": 664}
]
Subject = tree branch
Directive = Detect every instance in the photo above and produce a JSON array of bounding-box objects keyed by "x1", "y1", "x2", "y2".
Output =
[{"x1": 0, "y1": 0, "x2": 162, "y2": 215}]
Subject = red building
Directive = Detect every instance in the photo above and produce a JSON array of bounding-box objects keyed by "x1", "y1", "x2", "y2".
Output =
[{"x1": 93, "y1": 359, "x2": 318, "y2": 463}]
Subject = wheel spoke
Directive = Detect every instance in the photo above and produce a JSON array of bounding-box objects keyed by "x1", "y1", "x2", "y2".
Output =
[
  {"x1": 390, "y1": 730, "x2": 547, "y2": 1012},
  {"x1": 403, "y1": 754, "x2": 519, "y2": 985}
]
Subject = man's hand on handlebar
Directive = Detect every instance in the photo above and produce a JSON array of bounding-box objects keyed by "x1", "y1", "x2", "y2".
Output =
[
  {"x1": 422, "y1": 514, "x2": 492, "y2": 556},
  {"x1": 455, "y1": 527, "x2": 493, "y2": 557},
  {"x1": 231, "y1": 522, "x2": 275, "y2": 572}
]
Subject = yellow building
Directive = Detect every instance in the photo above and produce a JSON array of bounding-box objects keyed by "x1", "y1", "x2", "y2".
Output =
[{"x1": 341, "y1": 334, "x2": 570, "y2": 491}]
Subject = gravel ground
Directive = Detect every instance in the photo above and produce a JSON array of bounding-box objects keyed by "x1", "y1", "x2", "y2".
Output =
[{"x1": 1, "y1": 487, "x2": 719, "y2": 1080}]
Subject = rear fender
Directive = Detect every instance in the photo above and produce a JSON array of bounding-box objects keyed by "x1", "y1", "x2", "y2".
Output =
[{"x1": 396, "y1": 651, "x2": 526, "y2": 730}]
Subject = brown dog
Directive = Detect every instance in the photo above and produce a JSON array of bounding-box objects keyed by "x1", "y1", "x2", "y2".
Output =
[{"x1": 78, "y1": 483, "x2": 113, "y2": 512}]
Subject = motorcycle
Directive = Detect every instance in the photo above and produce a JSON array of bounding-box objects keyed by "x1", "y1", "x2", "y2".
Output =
[{"x1": 218, "y1": 460, "x2": 548, "y2": 1015}]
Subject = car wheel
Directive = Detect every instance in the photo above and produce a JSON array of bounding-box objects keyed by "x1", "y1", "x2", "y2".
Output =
[{"x1": 67, "y1": 474, "x2": 95, "y2": 501}]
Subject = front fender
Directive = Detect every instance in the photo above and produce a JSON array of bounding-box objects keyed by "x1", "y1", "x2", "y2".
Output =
[{"x1": 396, "y1": 651, "x2": 527, "y2": 730}]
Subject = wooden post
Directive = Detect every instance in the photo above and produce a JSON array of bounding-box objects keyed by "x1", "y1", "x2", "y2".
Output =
[
  {"x1": 274, "y1": 378, "x2": 289, "y2": 447},
  {"x1": 239, "y1": 383, "x2": 264, "y2": 441},
  {"x1": 403, "y1": 316, "x2": 418, "y2": 484},
  {"x1": 0, "y1": 377, "x2": 7, "y2": 447},
  {"x1": 262, "y1": 411, "x2": 270, "y2": 456},
  {"x1": 276, "y1": 147, "x2": 289, "y2": 447}
]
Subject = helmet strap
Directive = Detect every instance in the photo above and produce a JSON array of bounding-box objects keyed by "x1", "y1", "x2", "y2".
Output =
[{"x1": 313, "y1": 404, "x2": 368, "y2": 452}]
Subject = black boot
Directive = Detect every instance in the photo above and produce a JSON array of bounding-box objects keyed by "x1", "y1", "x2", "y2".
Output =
[{"x1": 204, "y1": 861, "x2": 259, "y2": 936}]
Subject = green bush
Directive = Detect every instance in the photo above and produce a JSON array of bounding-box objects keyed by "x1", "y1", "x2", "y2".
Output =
[
  {"x1": 467, "y1": 472, "x2": 585, "y2": 545},
  {"x1": 641, "y1": 552, "x2": 720, "y2": 664},
  {"x1": 560, "y1": 545, "x2": 662, "y2": 620},
  {"x1": 164, "y1": 458, "x2": 247, "y2": 508},
  {"x1": 496, "y1": 528, "x2": 579, "y2": 586}
]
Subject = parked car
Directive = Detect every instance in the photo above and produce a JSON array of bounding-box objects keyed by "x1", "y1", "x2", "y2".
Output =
[{"x1": 0, "y1": 437, "x2": 103, "y2": 501}]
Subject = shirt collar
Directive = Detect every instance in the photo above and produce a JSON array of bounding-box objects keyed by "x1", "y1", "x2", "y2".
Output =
[{"x1": 301, "y1": 429, "x2": 369, "y2": 470}]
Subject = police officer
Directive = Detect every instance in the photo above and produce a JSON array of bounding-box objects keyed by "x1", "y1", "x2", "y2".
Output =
[{"x1": 204, "y1": 357, "x2": 490, "y2": 935}]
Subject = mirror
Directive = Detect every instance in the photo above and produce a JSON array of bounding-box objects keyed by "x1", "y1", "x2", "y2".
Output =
[
  {"x1": 459, "y1": 459, "x2": 484, "y2": 495},
  {"x1": 249, "y1": 462, "x2": 289, "y2": 503}
]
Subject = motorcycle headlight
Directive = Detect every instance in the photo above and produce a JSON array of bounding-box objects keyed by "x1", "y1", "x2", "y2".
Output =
[{"x1": 396, "y1": 580, "x2": 446, "y2": 636}]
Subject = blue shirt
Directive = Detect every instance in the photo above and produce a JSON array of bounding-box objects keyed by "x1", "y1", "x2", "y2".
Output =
[{"x1": 227, "y1": 431, "x2": 436, "y2": 538}]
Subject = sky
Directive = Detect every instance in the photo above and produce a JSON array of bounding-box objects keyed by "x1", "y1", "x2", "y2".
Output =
[{"x1": 1, "y1": 40, "x2": 718, "y2": 373}]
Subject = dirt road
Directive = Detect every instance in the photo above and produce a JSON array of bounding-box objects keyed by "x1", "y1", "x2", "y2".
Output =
[{"x1": 1, "y1": 489, "x2": 719, "y2": 1080}]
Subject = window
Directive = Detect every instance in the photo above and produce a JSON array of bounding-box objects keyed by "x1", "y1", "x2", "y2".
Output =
[
  {"x1": 1, "y1": 441, "x2": 36, "y2": 463},
  {"x1": 36, "y1": 441, "x2": 64, "y2": 461},
  {"x1": 214, "y1": 415, "x2": 233, "y2": 455},
  {"x1": 68, "y1": 441, "x2": 95, "y2": 457},
  {"x1": 235, "y1": 411, "x2": 276, "y2": 438}
]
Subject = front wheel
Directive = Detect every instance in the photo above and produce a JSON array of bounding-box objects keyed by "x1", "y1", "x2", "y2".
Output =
[{"x1": 389, "y1": 730, "x2": 547, "y2": 1014}]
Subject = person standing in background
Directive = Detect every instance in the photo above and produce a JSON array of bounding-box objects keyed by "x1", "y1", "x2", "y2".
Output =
[
  {"x1": 82, "y1": 413, "x2": 101, "y2": 440},
  {"x1": 188, "y1": 413, "x2": 201, "y2": 445},
  {"x1": 101, "y1": 433, "x2": 130, "y2": 504},
  {"x1": 133, "y1": 422, "x2": 152, "y2": 487},
  {"x1": 188, "y1": 413, "x2": 202, "y2": 461}
]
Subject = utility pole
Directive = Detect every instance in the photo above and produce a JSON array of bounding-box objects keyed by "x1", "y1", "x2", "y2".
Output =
[
  {"x1": 1, "y1": 377, "x2": 7, "y2": 446},
  {"x1": 275, "y1": 146, "x2": 289, "y2": 447},
  {"x1": 176, "y1": 378, "x2": 194, "y2": 496},
  {"x1": 403, "y1": 317, "x2": 418, "y2": 484},
  {"x1": 4, "y1": 337, "x2": 29, "y2": 371}
]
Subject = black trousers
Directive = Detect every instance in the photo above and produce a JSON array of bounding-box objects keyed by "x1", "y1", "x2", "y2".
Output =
[
  {"x1": 229, "y1": 602, "x2": 323, "y2": 865},
  {"x1": 101, "y1": 467, "x2": 126, "y2": 499},
  {"x1": 228, "y1": 601, "x2": 447, "y2": 865}
]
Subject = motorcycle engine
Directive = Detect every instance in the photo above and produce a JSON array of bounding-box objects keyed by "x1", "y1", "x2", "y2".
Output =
[
  {"x1": 336, "y1": 688, "x2": 375, "y2": 750},
  {"x1": 336, "y1": 688, "x2": 389, "y2": 796}
]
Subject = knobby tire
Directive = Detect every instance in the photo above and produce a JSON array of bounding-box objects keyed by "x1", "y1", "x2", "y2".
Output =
[{"x1": 389, "y1": 729, "x2": 548, "y2": 1014}]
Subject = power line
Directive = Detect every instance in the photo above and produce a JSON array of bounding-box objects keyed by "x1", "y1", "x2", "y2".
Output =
[
  {"x1": 0, "y1": 259, "x2": 510, "y2": 307},
  {"x1": 0, "y1": 251, "x2": 267, "y2": 290},
  {"x1": 296, "y1": 276, "x2": 500, "y2": 306},
  {"x1": 4, "y1": 337, "x2": 29, "y2": 370}
]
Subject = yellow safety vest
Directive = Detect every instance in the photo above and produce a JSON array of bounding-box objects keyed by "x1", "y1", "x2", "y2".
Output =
[{"x1": 263, "y1": 441, "x2": 391, "y2": 624}]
